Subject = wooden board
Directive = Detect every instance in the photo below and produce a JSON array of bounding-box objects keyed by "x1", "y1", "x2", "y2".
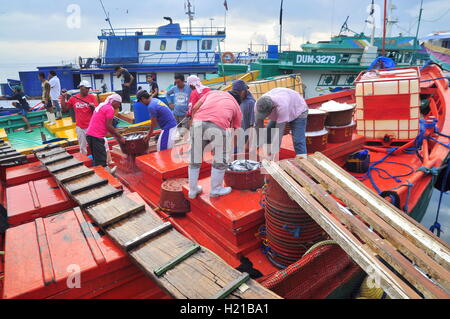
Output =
[
  {"x1": 0, "y1": 154, "x2": 26, "y2": 164},
  {"x1": 73, "y1": 184, "x2": 123, "y2": 208},
  {"x1": 41, "y1": 153, "x2": 73, "y2": 166},
  {"x1": 54, "y1": 165, "x2": 94, "y2": 183},
  {"x1": 281, "y1": 159, "x2": 450, "y2": 299},
  {"x1": 86, "y1": 195, "x2": 145, "y2": 228},
  {"x1": 62, "y1": 174, "x2": 108, "y2": 195},
  {"x1": 47, "y1": 158, "x2": 84, "y2": 173},
  {"x1": 262, "y1": 159, "x2": 421, "y2": 299},
  {"x1": 36, "y1": 148, "x2": 66, "y2": 159}
]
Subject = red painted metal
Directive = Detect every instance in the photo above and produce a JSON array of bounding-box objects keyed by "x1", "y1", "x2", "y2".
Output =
[
  {"x1": 6, "y1": 177, "x2": 75, "y2": 226},
  {"x1": 2, "y1": 208, "x2": 168, "y2": 299},
  {"x1": 92, "y1": 166, "x2": 122, "y2": 190},
  {"x1": 327, "y1": 122, "x2": 357, "y2": 144},
  {"x1": 363, "y1": 94, "x2": 411, "y2": 120},
  {"x1": 5, "y1": 152, "x2": 92, "y2": 187},
  {"x1": 159, "y1": 178, "x2": 190, "y2": 215}
]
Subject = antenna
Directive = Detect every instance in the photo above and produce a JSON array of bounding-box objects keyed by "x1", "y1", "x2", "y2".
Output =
[
  {"x1": 185, "y1": 0, "x2": 195, "y2": 34},
  {"x1": 386, "y1": 0, "x2": 398, "y2": 37},
  {"x1": 99, "y1": 0, "x2": 115, "y2": 35}
]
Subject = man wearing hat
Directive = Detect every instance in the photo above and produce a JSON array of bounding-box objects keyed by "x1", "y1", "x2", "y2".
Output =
[
  {"x1": 254, "y1": 87, "x2": 308, "y2": 159},
  {"x1": 134, "y1": 90, "x2": 178, "y2": 152},
  {"x1": 232, "y1": 80, "x2": 256, "y2": 153},
  {"x1": 61, "y1": 80, "x2": 98, "y2": 155}
]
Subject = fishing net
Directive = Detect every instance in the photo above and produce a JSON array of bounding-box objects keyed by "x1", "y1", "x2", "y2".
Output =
[{"x1": 261, "y1": 244, "x2": 361, "y2": 299}]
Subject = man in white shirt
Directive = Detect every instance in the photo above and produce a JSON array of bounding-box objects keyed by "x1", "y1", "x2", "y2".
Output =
[{"x1": 48, "y1": 71, "x2": 62, "y2": 119}]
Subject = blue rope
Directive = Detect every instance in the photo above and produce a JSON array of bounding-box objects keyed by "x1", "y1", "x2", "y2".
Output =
[{"x1": 430, "y1": 162, "x2": 450, "y2": 238}]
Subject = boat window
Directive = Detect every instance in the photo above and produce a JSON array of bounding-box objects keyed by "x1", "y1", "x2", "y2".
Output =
[
  {"x1": 202, "y1": 40, "x2": 212, "y2": 50},
  {"x1": 443, "y1": 40, "x2": 450, "y2": 49},
  {"x1": 176, "y1": 40, "x2": 183, "y2": 51},
  {"x1": 160, "y1": 40, "x2": 167, "y2": 51},
  {"x1": 144, "y1": 40, "x2": 151, "y2": 51}
]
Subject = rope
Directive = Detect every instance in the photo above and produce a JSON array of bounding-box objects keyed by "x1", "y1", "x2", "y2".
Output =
[
  {"x1": 431, "y1": 160, "x2": 450, "y2": 237},
  {"x1": 302, "y1": 240, "x2": 338, "y2": 257}
]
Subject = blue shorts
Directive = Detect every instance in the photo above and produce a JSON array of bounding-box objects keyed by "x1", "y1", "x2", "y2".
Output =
[{"x1": 20, "y1": 108, "x2": 29, "y2": 117}]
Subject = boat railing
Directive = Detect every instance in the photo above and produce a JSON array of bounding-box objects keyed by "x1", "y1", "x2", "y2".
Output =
[
  {"x1": 137, "y1": 51, "x2": 217, "y2": 65},
  {"x1": 100, "y1": 26, "x2": 226, "y2": 37}
]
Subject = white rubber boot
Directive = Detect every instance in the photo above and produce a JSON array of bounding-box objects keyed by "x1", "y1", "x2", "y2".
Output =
[
  {"x1": 188, "y1": 167, "x2": 203, "y2": 199},
  {"x1": 210, "y1": 168, "x2": 232, "y2": 198},
  {"x1": 45, "y1": 112, "x2": 51, "y2": 123},
  {"x1": 120, "y1": 103, "x2": 131, "y2": 114},
  {"x1": 48, "y1": 112, "x2": 57, "y2": 125}
]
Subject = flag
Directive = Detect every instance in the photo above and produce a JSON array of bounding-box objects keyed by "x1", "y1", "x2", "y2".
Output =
[
  {"x1": 224, "y1": 0, "x2": 228, "y2": 11},
  {"x1": 279, "y1": 0, "x2": 284, "y2": 25}
]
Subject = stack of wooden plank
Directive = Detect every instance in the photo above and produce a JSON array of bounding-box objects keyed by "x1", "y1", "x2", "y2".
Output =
[
  {"x1": 33, "y1": 144, "x2": 280, "y2": 299},
  {"x1": 0, "y1": 140, "x2": 27, "y2": 167},
  {"x1": 263, "y1": 153, "x2": 450, "y2": 299}
]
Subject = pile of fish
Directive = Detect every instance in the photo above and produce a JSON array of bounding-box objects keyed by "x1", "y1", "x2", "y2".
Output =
[
  {"x1": 227, "y1": 160, "x2": 261, "y2": 172},
  {"x1": 125, "y1": 133, "x2": 145, "y2": 141}
]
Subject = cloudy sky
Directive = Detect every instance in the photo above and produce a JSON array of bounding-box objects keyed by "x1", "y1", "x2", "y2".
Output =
[{"x1": 1, "y1": 0, "x2": 449, "y2": 81}]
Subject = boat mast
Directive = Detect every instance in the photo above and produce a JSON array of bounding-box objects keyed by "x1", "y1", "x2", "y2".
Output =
[
  {"x1": 279, "y1": 0, "x2": 284, "y2": 53},
  {"x1": 99, "y1": 0, "x2": 115, "y2": 35},
  {"x1": 382, "y1": 0, "x2": 387, "y2": 56},
  {"x1": 415, "y1": 0, "x2": 424, "y2": 48},
  {"x1": 369, "y1": 0, "x2": 376, "y2": 46},
  {"x1": 185, "y1": 0, "x2": 195, "y2": 35}
]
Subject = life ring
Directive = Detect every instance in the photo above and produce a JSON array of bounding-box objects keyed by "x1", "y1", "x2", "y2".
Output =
[{"x1": 221, "y1": 52, "x2": 235, "y2": 64}]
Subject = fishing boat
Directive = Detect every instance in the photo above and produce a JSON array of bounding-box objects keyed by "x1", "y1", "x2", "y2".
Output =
[
  {"x1": 0, "y1": 61, "x2": 448, "y2": 301},
  {"x1": 422, "y1": 31, "x2": 450, "y2": 71}
]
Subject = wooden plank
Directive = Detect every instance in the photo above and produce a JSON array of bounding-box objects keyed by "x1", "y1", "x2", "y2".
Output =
[
  {"x1": 154, "y1": 244, "x2": 201, "y2": 277},
  {"x1": 211, "y1": 273, "x2": 250, "y2": 299},
  {"x1": 34, "y1": 143, "x2": 61, "y2": 155},
  {"x1": 281, "y1": 160, "x2": 449, "y2": 299},
  {"x1": 73, "y1": 184, "x2": 123, "y2": 208},
  {"x1": 62, "y1": 174, "x2": 108, "y2": 195},
  {"x1": 36, "y1": 148, "x2": 66, "y2": 159},
  {"x1": 54, "y1": 166, "x2": 94, "y2": 183},
  {"x1": 295, "y1": 158, "x2": 450, "y2": 293},
  {"x1": 262, "y1": 159, "x2": 421, "y2": 299},
  {"x1": 0, "y1": 155, "x2": 26, "y2": 164},
  {"x1": 47, "y1": 158, "x2": 84, "y2": 173},
  {"x1": 124, "y1": 222, "x2": 173, "y2": 252},
  {"x1": 105, "y1": 193, "x2": 281, "y2": 299},
  {"x1": 41, "y1": 153, "x2": 73, "y2": 166},
  {"x1": 86, "y1": 195, "x2": 145, "y2": 228},
  {"x1": 0, "y1": 152, "x2": 20, "y2": 160},
  {"x1": 311, "y1": 152, "x2": 450, "y2": 270}
]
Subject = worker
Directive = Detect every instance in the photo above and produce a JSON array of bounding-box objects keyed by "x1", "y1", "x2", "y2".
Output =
[
  {"x1": 254, "y1": 88, "x2": 309, "y2": 159},
  {"x1": 145, "y1": 74, "x2": 159, "y2": 98},
  {"x1": 188, "y1": 90, "x2": 242, "y2": 199},
  {"x1": 6, "y1": 86, "x2": 33, "y2": 133},
  {"x1": 86, "y1": 94, "x2": 125, "y2": 168},
  {"x1": 186, "y1": 75, "x2": 211, "y2": 116},
  {"x1": 48, "y1": 70, "x2": 62, "y2": 119},
  {"x1": 134, "y1": 90, "x2": 178, "y2": 151},
  {"x1": 232, "y1": 80, "x2": 255, "y2": 153},
  {"x1": 167, "y1": 74, "x2": 192, "y2": 129},
  {"x1": 115, "y1": 65, "x2": 134, "y2": 114},
  {"x1": 61, "y1": 80, "x2": 98, "y2": 155},
  {"x1": 39, "y1": 72, "x2": 56, "y2": 125}
]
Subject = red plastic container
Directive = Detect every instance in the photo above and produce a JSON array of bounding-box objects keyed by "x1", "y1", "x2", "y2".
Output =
[
  {"x1": 265, "y1": 175, "x2": 298, "y2": 209},
  {"x1": 321, "y1": 105, "x2": 355, "y2": 127},
  {"x1": 307, "y1": 109, "x2": 328, "y2": 132},
  {"x1": 306, "y1": 130, "x2": 329, "y2": 153},
  {"x1": 327, "y1": 122, "x2": 357, "y2": 144},
  {"x1": 120, "y1": 132, "x2": 149, "y2": 156},
  {"x1": 159, "y1": 178, "x2": 190, "y2": 215}
]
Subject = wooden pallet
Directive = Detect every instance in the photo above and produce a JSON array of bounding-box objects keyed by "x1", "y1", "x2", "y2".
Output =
[
  {"x1": 263, "y1": 154, "x2": 450, "y2": 299},
  {"x1": 34, "y1": 148, "x2": 280, "y2": 300},
  {"x1": 0, "y1": 143, "x2": 27, "y2": 166}
]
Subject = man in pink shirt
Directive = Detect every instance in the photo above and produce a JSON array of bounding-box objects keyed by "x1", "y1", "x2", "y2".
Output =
[
  {"x1": 254, "y1": 88, "x2": 309, "y2": 158},
  {"x1": 188, "y1": 90, "x2": 242, "y2": 199},
  {"x1": 86, "y1": 94, "x2": 125, "y2": 167}
]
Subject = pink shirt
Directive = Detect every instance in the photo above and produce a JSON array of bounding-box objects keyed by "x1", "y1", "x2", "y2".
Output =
[
  {"x1": 193, "y1": 91, "x2": 242, "y2": 130},
  {"x1": 187, "y1": 87, "x2": 212, "y2": 116},
  {"x1": 263, "y1": 88, "x2": 308, "y2": 123},
  {"x1": 86, "y1": 103, "x2": 115, "y2": 138}
]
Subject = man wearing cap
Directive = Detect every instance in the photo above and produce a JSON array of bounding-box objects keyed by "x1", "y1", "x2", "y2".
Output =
[
  {"x1": 232, "y1": 80, "x2": 256, "y2": 153},
  {"x1": 254, "y1": 87, "x2": 308, "y2": 159},
  {"x1": 135, "y1": 90, "x2": 178, "y2": 151},
  {"x1": 188, "y1": 90, "x2": 242, "y2": 199},
  {"x1": 61, "y1": 80, "x2": 98, "y2": 155}
]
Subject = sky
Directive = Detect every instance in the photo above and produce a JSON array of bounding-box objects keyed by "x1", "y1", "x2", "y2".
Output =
[{"x1": 0, "y1": 0, "x2": 449, "y2": 82}]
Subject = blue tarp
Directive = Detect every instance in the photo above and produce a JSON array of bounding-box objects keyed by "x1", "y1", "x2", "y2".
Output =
[
  {"x1": 369, "y1": 56, "x2": 396, "y2": 70},
  {"x1": 104, "y1": 37, "x2": 139, "y2": 64}
]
